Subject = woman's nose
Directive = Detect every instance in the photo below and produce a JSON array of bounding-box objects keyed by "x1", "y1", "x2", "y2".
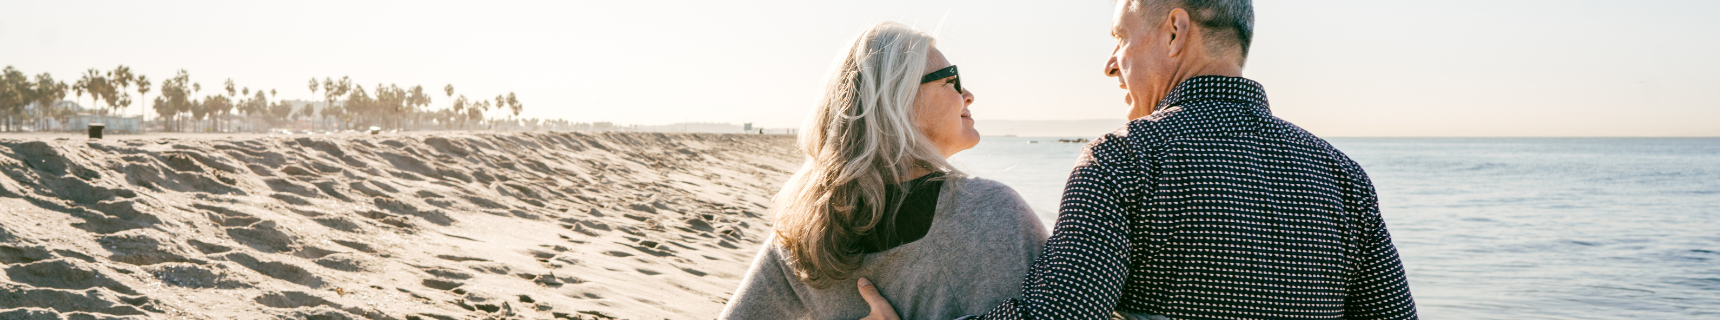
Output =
[{"x1": 962, "y1": 88, "x2": 975, "y2": 105}]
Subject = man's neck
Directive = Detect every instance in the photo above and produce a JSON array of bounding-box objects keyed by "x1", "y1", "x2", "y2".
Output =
[
  {"x1": 1127, "y1": 58, "x2": 1244, "y2": 119},
  {"x1": 1186, "y1": 61, "x2": 1244, "y2": 79}
]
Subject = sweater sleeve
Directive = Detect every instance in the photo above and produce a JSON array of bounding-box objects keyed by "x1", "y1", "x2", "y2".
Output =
[
  {"x1": 718, "y1": 240, "x2": 809, "y2": 320},
  {"x1": 976, "y1": 138, "x2": 1136, "y2": 320}
]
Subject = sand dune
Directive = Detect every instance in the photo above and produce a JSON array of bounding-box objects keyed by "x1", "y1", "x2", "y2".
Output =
[{"x1": 0, "y1": 132, "x2": 798, "y2": 319}]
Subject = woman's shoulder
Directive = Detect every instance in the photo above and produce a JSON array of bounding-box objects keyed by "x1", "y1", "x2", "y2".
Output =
[
  {"x1": 933, "y1": 175, "x2": 1049, "y2": 259},
  {"x1": 942, "y1": 175, "x2": 1042, "y2": 229},
  {"x1": 947, "y1": 175, "x2": 1019, "y2": 199}
]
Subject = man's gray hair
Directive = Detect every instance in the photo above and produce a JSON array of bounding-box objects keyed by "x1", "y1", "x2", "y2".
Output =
[{"x1": 1132, "y1": 0, "x2": 1254, "y2": 62}]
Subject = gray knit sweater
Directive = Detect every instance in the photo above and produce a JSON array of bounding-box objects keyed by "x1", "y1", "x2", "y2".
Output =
[{"x1": 719, "y1": 176, "x2": 1048, "y2": 320}]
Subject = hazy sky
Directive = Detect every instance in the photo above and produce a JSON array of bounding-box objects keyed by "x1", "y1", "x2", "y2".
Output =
[{"x1": 3, "y1": 0, "x2": 1716, "y2": 136}]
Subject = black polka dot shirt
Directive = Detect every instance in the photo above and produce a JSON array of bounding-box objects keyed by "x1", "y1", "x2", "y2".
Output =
[{"x1": 972, "y1": 76, "x2": 1417, "y2": 320}]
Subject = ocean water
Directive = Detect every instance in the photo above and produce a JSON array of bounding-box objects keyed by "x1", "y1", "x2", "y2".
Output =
[{"x1": 949, "y1": 137, "x2": 1720, "y2": 319}]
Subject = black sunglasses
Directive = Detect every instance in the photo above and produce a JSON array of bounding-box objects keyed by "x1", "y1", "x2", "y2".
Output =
[{"x1": 920, "y1": 65, "x2": 963, "y2": 94}]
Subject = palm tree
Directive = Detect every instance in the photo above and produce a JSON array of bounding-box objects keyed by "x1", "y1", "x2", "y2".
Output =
[
  {"x1": 270, "y1": 100, "x2": 293, "y2": 128},
  {"x1": 110, "y1": 65, "x2": 134, "y2": 116},
  {"x1": 71, "y1": 80, "x2": 85, "y2": 115},
  {"x1": 348, "y1": 83, "x2": 372, "y2": 129},
  {"x1": 78, "y1": 69, "x2": 111, "y2": 114},
  {"x1": 191, "y1": 82, "x2": 201, "y2": 131},
  {"x1": 27, "y1": 72, "x2": 67, "y2": 131},
  {"x1": 239, "y1": 86, "x2": 252, "y2": 131},
  {"x1": 335, "y1": 77, "x2": 352, "y2": 130},
  {"x1": 405, "y1": 85, "x2": 430, "y2": 130},
  {"x1": 247, "y1": 90, "x2": 266, "y2": 132},
  {"x1": 220, "y1": 79, "x2": 235, "y2": 132},
  {"x1": 319, "y1": 77, "x2": 352, "y2": 131},
  {"x1": 466, "y1": 99, "x2": 485, "y2": 129},
  {"x1": 507, "y1": 92, "x2": 521, "y2": 118},
  {"x1": 0, "y1": 67, "x2": 24, "y2": 131},
  {"x1": 75, "y1": 69, "x2": 102, "y2": 112},
  {"x1": 189, "y1": 98, "x2": 207, "y2": 132},
  {"x1": 442, "y1": 84, "x2": 455, "y2": 129},
  {"x1": 110, "y1": 88, "x2": 131, "y2": 117},
  {"x1": 152, "y1": 69, "x2": 195, "y2": 132},
  {"x1": 154, "y1": 70, "x2": 184, "y2": 131},
  {"x1": 305, "y1": 79, "x2": 319, "y2": 131},
  {"x1": 475, "y1": 100, "x2": 491, "y2": 129},
  {"x1": 452, "y1": 95, "x2": 468, "y2": 129},
  {"x1": 267, "y1": 89, "x2": 278, "y2": 130},
  {"x1": 152, "y1": 96, "x2": 170, "y2": 131},
  {"x1": 135, "y1": 75, "x2": 151, "y2": 123}
]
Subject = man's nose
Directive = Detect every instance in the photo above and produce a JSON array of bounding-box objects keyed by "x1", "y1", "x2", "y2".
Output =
[
  {"x1": 962, "y1": 88, "x2": 975, "y2": 105},
  {"x1": 1104, "y1": 56, "x2": 1120, "y2": 77}
]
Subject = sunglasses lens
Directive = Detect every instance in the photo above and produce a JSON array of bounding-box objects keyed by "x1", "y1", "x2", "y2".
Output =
[{"x1": 920, "y1": 65, "x2": 963, "y2": 94}]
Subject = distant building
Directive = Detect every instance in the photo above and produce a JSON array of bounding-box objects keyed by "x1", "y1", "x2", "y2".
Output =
[
  {"x1": 21, "y1": 100, "x2": 86, "y2": 116},
  {"x1": 13, "y1": 100, "x2": 141, "y2": 132},
  {"x1": 66, "y1": 114, "x2": 143, "y2": 133},
  {"x1": 279, "y1": 100, "x2": 331, "y2": 114},
  {"x1": 50, "y1": 100, "x2": 84, "y2": 112},
  {"x1": 631, "y1": 122, "x2": 747, "y2": 133}
]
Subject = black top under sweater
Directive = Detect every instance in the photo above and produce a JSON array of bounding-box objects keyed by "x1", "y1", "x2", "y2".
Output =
[{"x1": 854, "y1": 172, "x2": 946, "y2": 254}]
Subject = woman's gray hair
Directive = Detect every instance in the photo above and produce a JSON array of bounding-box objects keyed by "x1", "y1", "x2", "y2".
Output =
[{"x1": 771, "y1": 22, "x2": 961, "y2": 288}]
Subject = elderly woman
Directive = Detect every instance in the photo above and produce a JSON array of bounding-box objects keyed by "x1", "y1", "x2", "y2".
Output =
[{"x1": 718, "y1": 22, "x2": 1046, "y2": 319}]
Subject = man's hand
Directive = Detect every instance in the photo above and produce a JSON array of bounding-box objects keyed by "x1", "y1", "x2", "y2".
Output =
[{"x1": 857, "y1": 278, "x2": 900, "y2": 320}]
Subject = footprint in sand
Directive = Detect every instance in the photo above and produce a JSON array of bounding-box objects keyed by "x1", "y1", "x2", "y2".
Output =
[
  {"x1": 422, "y1": 278, "x2": 464, "y2": 291},
  {"x1": 225, "y1": 252, "x2": 322, "y2": 288},
  {"x1": 254, "y1": 290, "x2": 340, "y2": 309},
  {"x1": 5, "y1": 258, "x2": 140, "y2": 294}
]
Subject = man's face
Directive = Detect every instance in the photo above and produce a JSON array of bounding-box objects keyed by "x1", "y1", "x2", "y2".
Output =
[{"x1": 1105, "y1": 0, "x2": 1174, "y2": 119}]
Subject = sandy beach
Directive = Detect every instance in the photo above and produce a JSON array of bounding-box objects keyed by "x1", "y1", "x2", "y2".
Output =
[{"x1": 0, "y1": 131, "x2": 798, "y2": 319}]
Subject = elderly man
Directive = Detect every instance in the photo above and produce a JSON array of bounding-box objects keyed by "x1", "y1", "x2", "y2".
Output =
[{"x1": 858, "y1": 0, "x2": 1419, "y2": 319}]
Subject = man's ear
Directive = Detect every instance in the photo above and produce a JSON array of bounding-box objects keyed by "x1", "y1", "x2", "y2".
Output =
[{"x1": 1166, "y1": 8, "x2": 1192, "y2": 58}]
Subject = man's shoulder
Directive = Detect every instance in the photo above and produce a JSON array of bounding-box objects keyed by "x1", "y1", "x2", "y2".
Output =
[
  {"x1": 1113, "y1": 108, "x2": 1374, "y2": 178},
  {"x1": 1266, "y1": 118, "x2": 1377, "y2": 191},
  {"x1": 1073, "y1": 110, "x2": 1183, "y2": 163},
  {"x1": 1275, "y1": 120, "x2": 1366, "y2": 168},
  {"x1": 1108, "y1": 105, "x2": 1211, "y2": 149},
  {"x1": 1063, "y1": 114, "x2": 1173, "y2": 174}
]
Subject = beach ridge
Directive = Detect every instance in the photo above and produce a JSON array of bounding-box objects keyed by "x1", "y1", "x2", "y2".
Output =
[{"x1": 0, "y1": 132, "x2": 796, "y2": 319}]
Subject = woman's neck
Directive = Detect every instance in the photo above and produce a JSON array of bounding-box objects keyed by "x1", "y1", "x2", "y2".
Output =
[{"x1": 901, "y1": 165, "x2": 933, "y2": 183}]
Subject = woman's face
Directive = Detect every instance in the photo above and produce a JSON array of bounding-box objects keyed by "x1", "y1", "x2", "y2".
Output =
[{"x1": 914, "y1": 47, "x2": 979, "y2": 158}]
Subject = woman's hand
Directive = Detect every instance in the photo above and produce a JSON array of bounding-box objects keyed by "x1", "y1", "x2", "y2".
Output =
[{"x1": 857, "y1": 278, "x2": 901, "y2": 320}]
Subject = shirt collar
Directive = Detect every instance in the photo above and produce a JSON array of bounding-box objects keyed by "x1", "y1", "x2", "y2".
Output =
[{"x1": 1153, "y1": 75, "x2": 1270, "y2": 113}]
